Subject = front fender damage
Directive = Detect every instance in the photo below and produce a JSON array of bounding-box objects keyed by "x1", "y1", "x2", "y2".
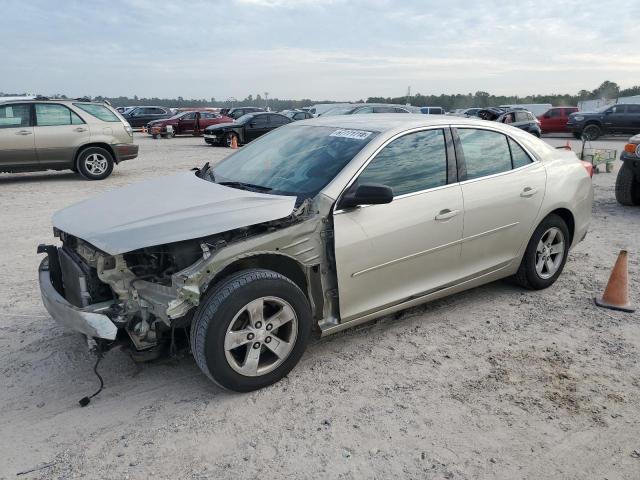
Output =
[{"x1": 91, "y1": 195, "x2": 339, "y2": 352}]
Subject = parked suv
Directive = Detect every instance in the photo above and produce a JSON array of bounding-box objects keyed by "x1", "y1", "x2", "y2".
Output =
[
  {"x1": 122, "y1": 106, "x2": 173, "y2": 128},
  {"x1": 538, "y1": 107, "x2": 579, "y2": 133},
  {"x1": 0, "y1": 99, "x2": 138, "y2": 180},
  {"x1": 497, "y1": 110, "x2": 542, "y2": 137},
  {"x1": 567, "y1": 104, "x2": 640, "y2": 140}
]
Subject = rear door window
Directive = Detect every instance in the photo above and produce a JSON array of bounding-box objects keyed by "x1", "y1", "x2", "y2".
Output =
[
  {"x1": 509, "y1": 138, "x2": 533, "y2": 169},
  {"x1": 0, "y1": 103, "x2": 31, "y2": 128},
  {"x1": 270, "y1": 115, "x2": 290, "y2": 126},
  {"x1": 35, "y1": 104, "x2": 84, "y2": 126},
  {"x1": 457, "y1": 129, "x2": 512, "y2": 180},
  {"x1": 627, "y1": 105, "x2": 640, "y2": 114},
  {"x1": 515, "y1": 111, "x2": 529, "y2": 122},
  {"x1": 251, "y1": 115, "x2": 268, "y2": 126}
]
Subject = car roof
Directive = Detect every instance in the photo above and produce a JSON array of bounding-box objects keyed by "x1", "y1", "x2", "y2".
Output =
[{"x1": 294, "y1": 113, "x2": 485, "y2": 131}]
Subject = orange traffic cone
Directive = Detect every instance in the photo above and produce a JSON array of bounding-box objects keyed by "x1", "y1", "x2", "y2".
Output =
[
  {"x1": 595, "y1": 250, "x2": 635, "y2": 312},
  {"x1": 141, "y1": 126, "x2": 147, "y2": 134},
  {"x1": 565, "y1": 140, "x2": 571, "y2": 150},
  {"x1": 231, "y1": 135, "x2": 238, "y2": 149}
]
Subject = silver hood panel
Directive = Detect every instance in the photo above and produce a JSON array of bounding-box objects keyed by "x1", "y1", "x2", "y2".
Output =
[{"x1": 52, "y1": 172, "x2": 297, "y2": 255}]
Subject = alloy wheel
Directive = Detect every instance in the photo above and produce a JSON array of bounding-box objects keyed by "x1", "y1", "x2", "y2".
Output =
[
  {"x1": 83, "y1": 153, "x2": 108, "y2": 175},
  {"x1": 535, "y1": 227, "x2": 565, "y2": 279},
  {"x1": 224, "y1": 296, "x2": 298, "y2": 377}
]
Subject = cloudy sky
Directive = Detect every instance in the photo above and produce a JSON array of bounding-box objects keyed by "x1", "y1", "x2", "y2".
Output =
[{"x1": 3, "y1": 0, "x2": 639, "y2": 100}]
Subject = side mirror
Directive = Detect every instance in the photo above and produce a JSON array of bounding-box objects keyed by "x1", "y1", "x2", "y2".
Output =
[{"x1": 339, "y1": 183, "x2": 393, "y2": 209}]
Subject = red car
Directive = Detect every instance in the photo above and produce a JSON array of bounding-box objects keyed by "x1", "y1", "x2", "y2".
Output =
[
  {"x1": 146, "y1": 110, "x2": 232, "y2": 136},
  {"x1": 538, "y1": 107, "x2": 579, "y2": 133}
]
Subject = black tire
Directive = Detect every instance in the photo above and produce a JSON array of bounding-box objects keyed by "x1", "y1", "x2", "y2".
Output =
[
  {"x1": 615, "y1": 164, "x2": 640, "y2": 206},
  {"x1": 190, "y1": 269, "x2": 312, "y2": 392},
  {"x1": 225, "y1": 132, "x2": 238, "y2": 148},
  {"x1": 582, "y1": 124, "x2": 601, "y2": 140},
  {"x1": 514, "y1": 214, "x2": 570, "y2": 290},
  {"x1": 76, "y1": 147, "x2": 114, "y2": 180},
  {"x1": 572, "y1": 132, "x2": 582, "y2": 140}
]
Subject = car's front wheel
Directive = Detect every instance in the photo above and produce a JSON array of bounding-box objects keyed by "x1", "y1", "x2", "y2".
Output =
[
  {"x1": 514, "y1": 214, "x2": 570, "y2": 290},
  {"x1": 76, "y1": 147, "x2": 114, "y2": 180},
  {"x1": 190, "y1": 269, "x2": 312, "y2": 392}
]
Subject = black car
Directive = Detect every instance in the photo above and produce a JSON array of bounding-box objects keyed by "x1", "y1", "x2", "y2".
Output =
[
  {"x1": 567, "y1": 104, "x2": 640, "y2": 140},
  {"x1": 122, "y1": 106, "x2": 173, "y2": 128},
  {"x1": 496, "y1": 110, "x2": 542, "y2": 137},
  {"x1": 203, "y1": 112, "x2": 292, "y2": 147}
]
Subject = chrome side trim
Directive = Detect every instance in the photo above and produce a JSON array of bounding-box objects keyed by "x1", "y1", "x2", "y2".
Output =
[{"x1": 351, "y1": 222, "x2": 519, "y2": 278}]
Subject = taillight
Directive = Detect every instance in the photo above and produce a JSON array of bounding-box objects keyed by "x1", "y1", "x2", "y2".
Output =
[
  {"x1": 624, "y1": 143, "x2": 639, "y2": 156},
  {"x1": 581, "y1": 160, "x2": 594, "y2": 178}
]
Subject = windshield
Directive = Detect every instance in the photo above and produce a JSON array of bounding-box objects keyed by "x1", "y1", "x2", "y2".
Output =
[
  {"x1": 595, "y1": 104, "x2": 614, "y2": 113},
  {"x1": 212, "y1": 125, "x2": 378, "y2": 202}
]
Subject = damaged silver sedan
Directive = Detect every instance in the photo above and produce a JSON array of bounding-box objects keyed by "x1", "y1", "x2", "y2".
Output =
[{"x1": 39, "y1": 115, "x2": 593, "y2": 391}]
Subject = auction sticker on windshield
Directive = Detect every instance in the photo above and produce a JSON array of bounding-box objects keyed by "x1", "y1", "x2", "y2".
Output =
[{"x1": 329, "y1": 129, "x2": 373, "y2": 140}]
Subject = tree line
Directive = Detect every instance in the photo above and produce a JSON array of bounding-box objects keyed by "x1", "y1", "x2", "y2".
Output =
[{"x1": 3, "y1": 81, "x2": 639, "y2": 111}]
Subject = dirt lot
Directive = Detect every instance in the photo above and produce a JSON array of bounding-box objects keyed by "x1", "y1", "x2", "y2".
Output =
[{"x1": 1, "y1": 133, "x2": 638, "y2": 479}]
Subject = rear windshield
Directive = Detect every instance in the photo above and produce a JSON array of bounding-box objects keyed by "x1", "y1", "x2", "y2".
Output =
[{"x1": 73, "y1": 103, "x2": 120, "y2": 122}]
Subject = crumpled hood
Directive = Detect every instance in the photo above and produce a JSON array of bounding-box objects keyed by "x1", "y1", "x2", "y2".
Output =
[{"x1": 52, "y1": 172, "x2": 297, "y2": 255}]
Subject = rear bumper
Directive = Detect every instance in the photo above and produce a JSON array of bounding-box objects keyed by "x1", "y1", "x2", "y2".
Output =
[
  {"x1": 113, "y1": 143, "x2": 139, "y2": 162},
  {"x1": 39, "y1": 257, "x2": 118, "y2": 340}
]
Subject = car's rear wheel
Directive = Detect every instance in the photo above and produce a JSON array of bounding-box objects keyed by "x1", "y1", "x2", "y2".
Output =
[
  {"x1": 582, "y1": 124, "x2": 601, "y2": 140},
  {"x1": 190, "y1": 269, "x2": 312, "y2": 392},
  {"x1": 514, "y1": 214, "x2": 570, "y2": 290},
  {"x1": 615, "y1": 164, "x2": 640, "y2": 206},
  {"x1": 76, "y1": 147, "x2": 114, "y2": 180}
]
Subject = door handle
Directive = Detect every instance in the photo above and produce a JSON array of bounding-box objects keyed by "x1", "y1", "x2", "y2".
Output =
[
  {"x1": 434, "y1": 209, "x2": 460, "y2": 221},
  {"x1": 15, "y1": 130, "x2": 32, "y2": 135},
  {"x1": 74, "y1": 127, "x2": 88, "y2": 132},
  {"x1": 520, "y1": 187, "x2": 538, "y2": 198}
]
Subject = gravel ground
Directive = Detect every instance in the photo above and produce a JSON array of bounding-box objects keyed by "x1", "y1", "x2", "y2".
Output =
[{"x1": 1, "y1": 133, "x2": 638, "y2": 479}]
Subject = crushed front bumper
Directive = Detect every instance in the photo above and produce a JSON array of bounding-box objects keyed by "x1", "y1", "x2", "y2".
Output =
[{"x1": 39, "y1": 257, "x2": 118, "y2": 340}]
